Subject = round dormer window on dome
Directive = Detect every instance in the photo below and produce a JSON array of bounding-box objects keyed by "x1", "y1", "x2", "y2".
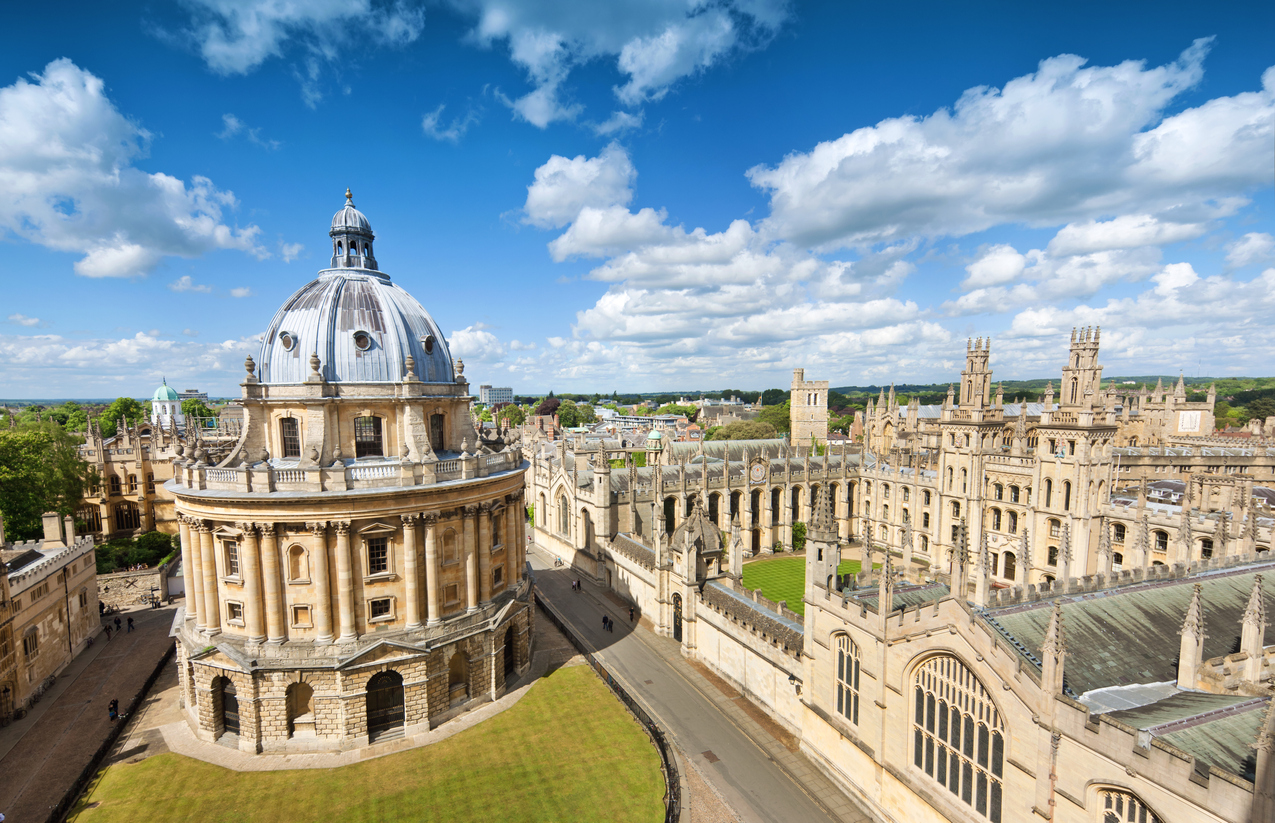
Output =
[
  {"x1": 353, "y1": 331, "x2": 372, "y2": 351},
  {"x1": 422, "y1": 334, "x2": 435, "y2": 354},
  {"x1": 279, "y1": 331, "x2": 297, "y2": 351}
]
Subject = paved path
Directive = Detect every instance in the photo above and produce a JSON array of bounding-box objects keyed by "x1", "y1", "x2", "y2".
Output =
[
  {"x1": 530, "y1": 547, "x2": 877, "y2": 823},
  {"x1": 0, "y1": 604, "x2": 177, "y2": 823}
]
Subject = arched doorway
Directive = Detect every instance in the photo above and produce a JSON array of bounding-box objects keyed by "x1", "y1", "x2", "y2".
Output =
[
  {"x1": 672, "y1": 593, "x2": 683, "y2": 642},
  {"x1": 287, "y1": 682, "x2": 314, "y2": 737},
  {"x1": 503, "y1": 626, "x2": 515, "y2": 678},
  {"x1": 366, "y1": 671, "x2": 405, "y2": 741},
  {"x1": 448, "y1": 651, "x2": 469, "y2": 706},
  {"x1": 214, "y1": 676, "x2": 239, "y2": 736}
]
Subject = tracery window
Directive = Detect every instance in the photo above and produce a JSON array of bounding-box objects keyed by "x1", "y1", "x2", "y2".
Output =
[
  {"x1": 913, "y1": 655, "x2": 1004, "y2": 822},
  {"x1": 1098, "y1": 789, "x2": 1161, "y2": 823},
  {"x1": 835, "y1": 635, "x2": 860, "y2": 725}
]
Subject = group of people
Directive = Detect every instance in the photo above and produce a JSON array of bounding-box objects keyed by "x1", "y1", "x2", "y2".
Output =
[
  {"x1": 123, "y1": 564, "x2": 149, "y2": 572},
  {"x1": 101, "y1": 615, "x2": 134, "y2": 641}
]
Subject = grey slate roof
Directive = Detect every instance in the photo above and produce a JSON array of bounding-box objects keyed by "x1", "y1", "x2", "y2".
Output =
[{"x1": 986, "y1": 561, "x2": 1275, "y2": 696}]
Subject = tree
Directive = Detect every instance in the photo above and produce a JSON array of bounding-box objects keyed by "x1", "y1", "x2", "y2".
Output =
[
  {"x1": 655, "y1": 403, "x2": 698, "y2": 419},
  {"x1": 757, "y1": 401, "x2": 791, "y2": 434},
  {"x1": 0, "y1": 422, "x2": 99, "y2": 541},
  {"x1": 558, "y1": 399, "x2": 584, "y2": 427},
  {"x1": 791, "y1": 522, "x2": 807, "y2": 553},
  {"x1": 99, "y1": 396, "x2": 146, "y2": 438},
  {"x1": 498, "y1": 405, "x2": 526, "y2": 426},
  {"x1": 761, "y1": 388, "x2": 787, "y2": 406},
  {"x1": 1246, "y1": 398, "x2": 1275, "y2": 422},
  {"x1": 535, "y1": 396, "x2": 561, "y2": 417},
  {"x1": 706, "y1": 421, "x2": 778, "y2": 441}
]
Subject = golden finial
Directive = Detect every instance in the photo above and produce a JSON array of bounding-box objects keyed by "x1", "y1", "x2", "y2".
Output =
[{"x1": 345, "y1": 187, "x2": 353, "y2": 202}]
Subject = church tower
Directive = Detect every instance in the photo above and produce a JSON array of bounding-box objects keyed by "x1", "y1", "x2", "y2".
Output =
[
  {"x1": 1060, "y1": 326, "x2": 1103, "y2": 409},
  {"x1": 790, "y1": 368, "x2": 829, "y2": 449},
  {"x1": 959, "y1": 338, "x2": 992, "y2": 410}
]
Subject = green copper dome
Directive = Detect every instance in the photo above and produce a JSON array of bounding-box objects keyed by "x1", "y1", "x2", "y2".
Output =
[{"x1": 153, "y1": 379, "x2": 179, "y2": 402}]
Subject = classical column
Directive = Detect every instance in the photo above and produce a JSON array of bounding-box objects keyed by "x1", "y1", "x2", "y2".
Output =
[
  {"x1": 504, "y1": 502, "x2": 517, "y2": 590},
  {"x1": 237, "y1": 522, "x2": 266, "y2": 643},
  {"x1": 463, "y1": 505, "x2": 479, "y2": 613},
  {"x1": 333, "y1": 521, "x2": 357, "y2": 641},
  {"x1": 259, "y1": 522, "x2": 285, "y2": 644},
  {"x1": 178, "y1": 516, "x2": 200, "y2": 625},
  {"x1": 478, "y1": 503, "x2": 493, "y2": 604},
  {"x1": 401, "y1": 513, "x2": 422, "y2": 629},
  {"x1": 308, "y1": 522, "x2": 334, "y2": 643},
  {"x1": 423, "y1": 514, "x2": 441, "y2": 625},
  {"x1": 197, "y1": 521, "x2": 221, "y2": 634}
]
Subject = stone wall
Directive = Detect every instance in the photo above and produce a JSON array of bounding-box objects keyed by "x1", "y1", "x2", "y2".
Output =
[{"x1": 98, "y1": 565, "x2": 170, "y2": 610}]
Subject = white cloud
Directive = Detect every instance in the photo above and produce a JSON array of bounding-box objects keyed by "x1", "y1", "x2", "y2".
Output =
[
  {"x1": 457, "y1": 0, "x2": 788, "y2": 127},
  {"x1": 1225, "y1": 232, "x2": 1275, "y2": 269},
  {"x1": 170, "y1": 275, "x2": 213, "y2": 293},
  {"x1": 748, "y1": 40, "x2": 1274, "y2": 250},
  {"x1": 509, "y1": 339, "x2": 536, "y2": 351},
  {"x1": 7, "y1": 313, "x2": 40, "y2": 327},
  {"x1": 0, "y1": 60, "x2": 266, "y2": 278},
  {"x1": 421, "y1": 103, "x2": 481, "y2": 143},
  {"x1": 523, "y1": 142, "x2": 635, "y2": 229},
  {"x1": 963, "y1": 245, "x2": 1026, "y2": 289},
  {"x1": 280, "y1": 242, "x2": 304, "y2": 262},
  {"x1": 1152, "y1": 262, "x2": 1200, "y2": 295},
  {"x1": 216, "y1": 113, "x2": 280, "y2": 149},
  {"x1": 178, "y1": 0, "x2": 423, "y2": 104},
  {"x1": 182, "y1": 328, "x2": 200, "y2": 337},
  {"x1": 449, "y1": 324, "x2": 507, "y2": 363},
  {"x1": 590, "y1": 109, "x2": 643, "y2": 136},
  {"x1": 1046, "y1": 214, "x2": 1206, "y2": 257},
  {"x1": 230, "y1": 287, "x2": 253, "y2": 298}
]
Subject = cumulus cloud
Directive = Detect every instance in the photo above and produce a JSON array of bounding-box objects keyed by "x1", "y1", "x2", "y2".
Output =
[
  {"x1": 1225, "y1": 232, "x2": 1275, "y2": 269},
  {"x1": 7, "y1": 313, "x2": 41, "y2": 327},
  {"x1": 0, "y1": 59, "x2": 266, "y2": 278},
  {"x1": 280, "y1": 242, "x2": 304, "y2": 262},
  {"x1": 456, "y1": 0, "x2": 788, "y2": 127},
  {"x1": 523, "y1": 142, "x2": 635, "y2": 228},
  {"x1": 216, "y1": 113, "x2": 280, "y2": 149},
  {"x1": 748, "y1": 40, "x2": 1274, "y2": 250},
  {"x1": 449, "y1": 324, "x2": 507, "y2": 364},
  {"x1": 177, "y1": 0, "x2": 423, "y2": 103},
  {"x1": 590, "y1": 109, "x2": 643, "y2": 136},
  {"x1": 230, "y1": 287, "x2": 253, "y2": 298},
  {"x1": 421, "y1": 103, "x2": 481, "y2": 143},
  {"x1": 170, "y1": 275, "x2": 214, "y2": 293}
]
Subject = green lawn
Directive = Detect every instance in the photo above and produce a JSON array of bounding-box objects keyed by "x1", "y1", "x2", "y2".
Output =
[
  {"x1": 70, "y1": 665, "x2": 664, "y2": 823},
  {"x1": 741, "y1": 556, "x2": 869, "y2": 617}
]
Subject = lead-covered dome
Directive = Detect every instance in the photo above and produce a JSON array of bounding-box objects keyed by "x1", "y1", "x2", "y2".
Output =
[{"x1": 258, "y1": 195, "x2": 454, "y2": 384}]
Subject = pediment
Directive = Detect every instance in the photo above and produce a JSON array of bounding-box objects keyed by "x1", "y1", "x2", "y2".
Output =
[{"x1": 337, "y1": 639, "x2": 423, "y2": 670}]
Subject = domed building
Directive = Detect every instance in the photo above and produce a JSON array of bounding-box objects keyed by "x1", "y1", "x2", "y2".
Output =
[
  {"x1": 169, "y1": 191, "x2": 531, "y2": 753},
  {"x1": 151, "y1": 378, "x2": 184, "y2": 428}
]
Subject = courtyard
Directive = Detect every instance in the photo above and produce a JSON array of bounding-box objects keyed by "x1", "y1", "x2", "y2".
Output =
[
  {"x1": 741, "y1": 556, "x2": 872, "y2": 617},
  {"x1": 68, "y1": 665, "x2": 665, "y2": 823}
]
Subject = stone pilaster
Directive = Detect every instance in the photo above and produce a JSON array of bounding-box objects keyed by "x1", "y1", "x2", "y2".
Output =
[
  {"x1": 333, "y1": 520, "x2": 356, "y2": 641},
  {"x1": 197, "y1": 520, "x2": 221, "y2": 634},
  {"x1": 308, "y1": 521, "x2": 334, "y2": 643},
  {"x1": 423, "y1": 514, "x2": 441, "y2": 626},
  {"x1": 478, "y1": 502, "x2": 493, "y2": 604},
  {"x1": 402, "y1": 513, "x2": 422, "y2": 629},
  {"x1": 463, "y1": 505, "x2": 478, "y2": 613},
  {"x1": 237, "y1": 522, "x2": 266, "y2": 643},
  {"x1": 178, "y1": 516, "x2": 200, "y2": 624},
  {"x1": 259, "y1": 523, "x2": 286, "y2": 644}
]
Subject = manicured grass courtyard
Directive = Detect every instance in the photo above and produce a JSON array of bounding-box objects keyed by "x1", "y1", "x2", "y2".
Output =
[
  {"x1": 70, "y1": 665, "x2": 664, "y2": 823},
  {"x1": 741, "y1": 556, "x2": 868, "y2": 617}
]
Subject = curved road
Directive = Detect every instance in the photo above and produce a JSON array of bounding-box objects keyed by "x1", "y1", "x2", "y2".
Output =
[{"x1": 529, "y1": 546, "x2": 875, "y2": 823}]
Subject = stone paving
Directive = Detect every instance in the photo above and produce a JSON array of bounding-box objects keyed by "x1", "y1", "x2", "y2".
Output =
[{"x1": 0, "y1": 603, "x2": 177, "y2": 823}]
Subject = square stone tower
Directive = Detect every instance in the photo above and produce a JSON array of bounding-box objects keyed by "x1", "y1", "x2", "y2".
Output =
[{"x1": 790, "y1": 368, "x2": 829, "y2": 448}]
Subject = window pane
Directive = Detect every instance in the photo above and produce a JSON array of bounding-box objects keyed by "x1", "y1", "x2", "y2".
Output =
[
  {"x1": 992, "y1": 731, "x2": 1004, "y2": 777},
  {"x1": 355, "y1": 416, "x2": 384, "y2": 457},
  {"x1": 936, "y1": 745, "x2": 947, "y2": 785},
  {"x1": 916, "y1": 687, "x2": 924, "y2": 724},
  {"x1": 976, "y1": 772, "x2": 987, "y2": 815},
  {"x1": 990, "y1": 781, "x2": 1002, "y2": 823},
  {"x1": 978, "y1": 724, "x2": 989, "y2": 768},
  {"x1": 951, "y1": 707, "x2": 962, "y2": 750},
  {"x1": 938, "y1": 700, "x2": 948, "y2": 741},
  {"x1": 927, "y1": 694, "x2": 935, "y2": 732},
  {"x1": 914, "y1": 729, "x2": 924, "y2": 768},
  {"x1": 963, "y1": 716, "x2": 975, "y2": 757},
  {"x1": 925, "y1": 737, "x2": 934, "y2": 776},
  {"x1": 837, "y1": 684, "x2": 844, "y2": 716},
  {"x1": 962, "y1": 762, "x2": 972, "y2": 804},
  {"x1": 368, "y1": 537, "x2": 388, "y2": 573},
  {"x1": 851, "y1": 694, "x2": 858, "y2": 726}
]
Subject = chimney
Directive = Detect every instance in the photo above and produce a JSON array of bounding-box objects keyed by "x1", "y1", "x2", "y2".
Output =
[{"x1": 42, "y1": 511, "x2": 65, "y2": 547}]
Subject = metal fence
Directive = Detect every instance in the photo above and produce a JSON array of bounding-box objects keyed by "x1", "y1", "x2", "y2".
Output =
[{"x1": 534, "y1": 592, "x2": 681, "y2": 823}]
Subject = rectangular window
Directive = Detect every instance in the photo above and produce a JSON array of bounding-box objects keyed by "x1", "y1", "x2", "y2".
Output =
[
  {"x1": 78, "y1": 591, "x2": 88, "y2": 608},
  {"x1": 291, "y1": 605, "x2": 312, "y2": 627},
  {"x1": 354, "y1": 416, "x2": 384, "y2": 457},
  {"x1": 369, "y1": 598, "x2": 392, "y2": 619},
  {"x1": 227, "y1": 602, "x2": 244, "y2": 623},
  {"x1": 367, "y1": 537, "x2": 389, "y2": 574},
  {"x1": 280, "y1": 417, "x2": 301, "y2": 458},
  {"x1": 23, "y1": 630, "x2": 39, "y2": 657},
  {"x1": 224, "y1": 541, "x2": 240, "y2": 576},
  {"x1": 493, "y1": 565, "x2": 504, "y2": 589}
]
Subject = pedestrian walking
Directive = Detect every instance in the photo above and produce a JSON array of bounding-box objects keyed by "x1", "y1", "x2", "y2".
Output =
[
  {"x1": 608, "y1": 617, "x2": 614, "y2": 633},
  {"x1": 108, "y1": 699, "x2": 119, "y2": 722},
  {"x1": 629, "y1": 606, "x2": 635, "y2": 622},
  {"x1": 113, "y1": 616, "x2": 122, "y2": 632},
  {"x1": 127, "y1": 617, "x2": 134, "y2": 633},
  {"x1": 104, "y1": 625, "x2": 112, "y2": 641},
  {"x1": 602, "y1": 614, "x2": 608, "y2": 631}
]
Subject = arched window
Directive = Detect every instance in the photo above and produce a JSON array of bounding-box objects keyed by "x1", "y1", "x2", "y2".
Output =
[
  {"x1": 921, "y1": 535, "x2": 929, "y2": 553},
  {"x1": 902, "y1": 487, "x2": 909, "y2": 502},
  {"x1": 922, "y1": 512, "x2": 931, "y2": 529},
  {"x1": 883, "y1": 484, "x2": 891, "y2": 499},
  {"x1": 288, "y1": 545, "x2": 309, "y2": 582},
  {"x1": 1153, "y1": 531, "x2": 1168, "y2": 553},
  {"x1": 1200, "y1": 538, "x2": 1214, "y2": 559},
  {"x1": 1112, "y1": 523, "x2": 1126, "y2": 543},
  {"x1": 1002, "y1": 552, "x2": 1016, "y2": 581},
  {"x1": 1044, "y1": 479, "x2": 1053, "y2": 508},
  {"x1": 961, "y1": 468, "x2": 968, "y2": 492},
  {"x1": 1049, "y1": 518, "x2": 1061, "y2": 538},
  {"x1": 354, "y1": 415, "x2": 384, "y2": 457},
  {"x1": 913, "y1": 655, "x2": 1004, "y2": 822},
  {"x1": 923, "y1": 490, "x2": 931, "y2": 505},
  {"x1": 1007, "y1": 511, "x2": 1018, "y2": 534},
  {"x1": 946, "y1": 468, "x2": 953, "y2": 491},
  {"x1": 1097, "y1": 789, "x2": 1161, "y2": 823},
  {"x1": 1062, "y1": 481, "x2": 1072, "y2": 511},
  {"x1": 952, "y1": 501, "x2": 961, "y2": 519},
  {"x1": 1112, "y1": 552, "x2": 1124, "y2": 571},
  {"x1": 1008, "y1": 486, "x2": 1019, "y2": 503},
  {"x1": 902, "y1": 508, "x2": 910, "y2": 524},
  {"x1": 835, "y1": 635, "x2": 860, "y2": 725},
  {"x1": 993, "y1": 484, "x2": 1003, "y2": 501},
  {"x1": 882, "y1": 504, "x2": 889, "y2": 522},
  {"x1": 558, "y1": 495, "x2": 569, "y2": 536},
  {"x1": 879, "y1": 524, "x2": 888, "y2": 540},
  {"x1": 1070, "y1": 377, "x2": 1078, "y2": 403},
  {"x1": 991, "y1": 509, "x2": 1001, "y2": 531},
  {"x1": 1047, "y1": 546, "x2": 1058, "y2": 566}
]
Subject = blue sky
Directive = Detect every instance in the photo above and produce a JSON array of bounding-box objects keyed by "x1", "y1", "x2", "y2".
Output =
[{"x1": 1, "y1": 0, "x2": 1272, "y2": 399}]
